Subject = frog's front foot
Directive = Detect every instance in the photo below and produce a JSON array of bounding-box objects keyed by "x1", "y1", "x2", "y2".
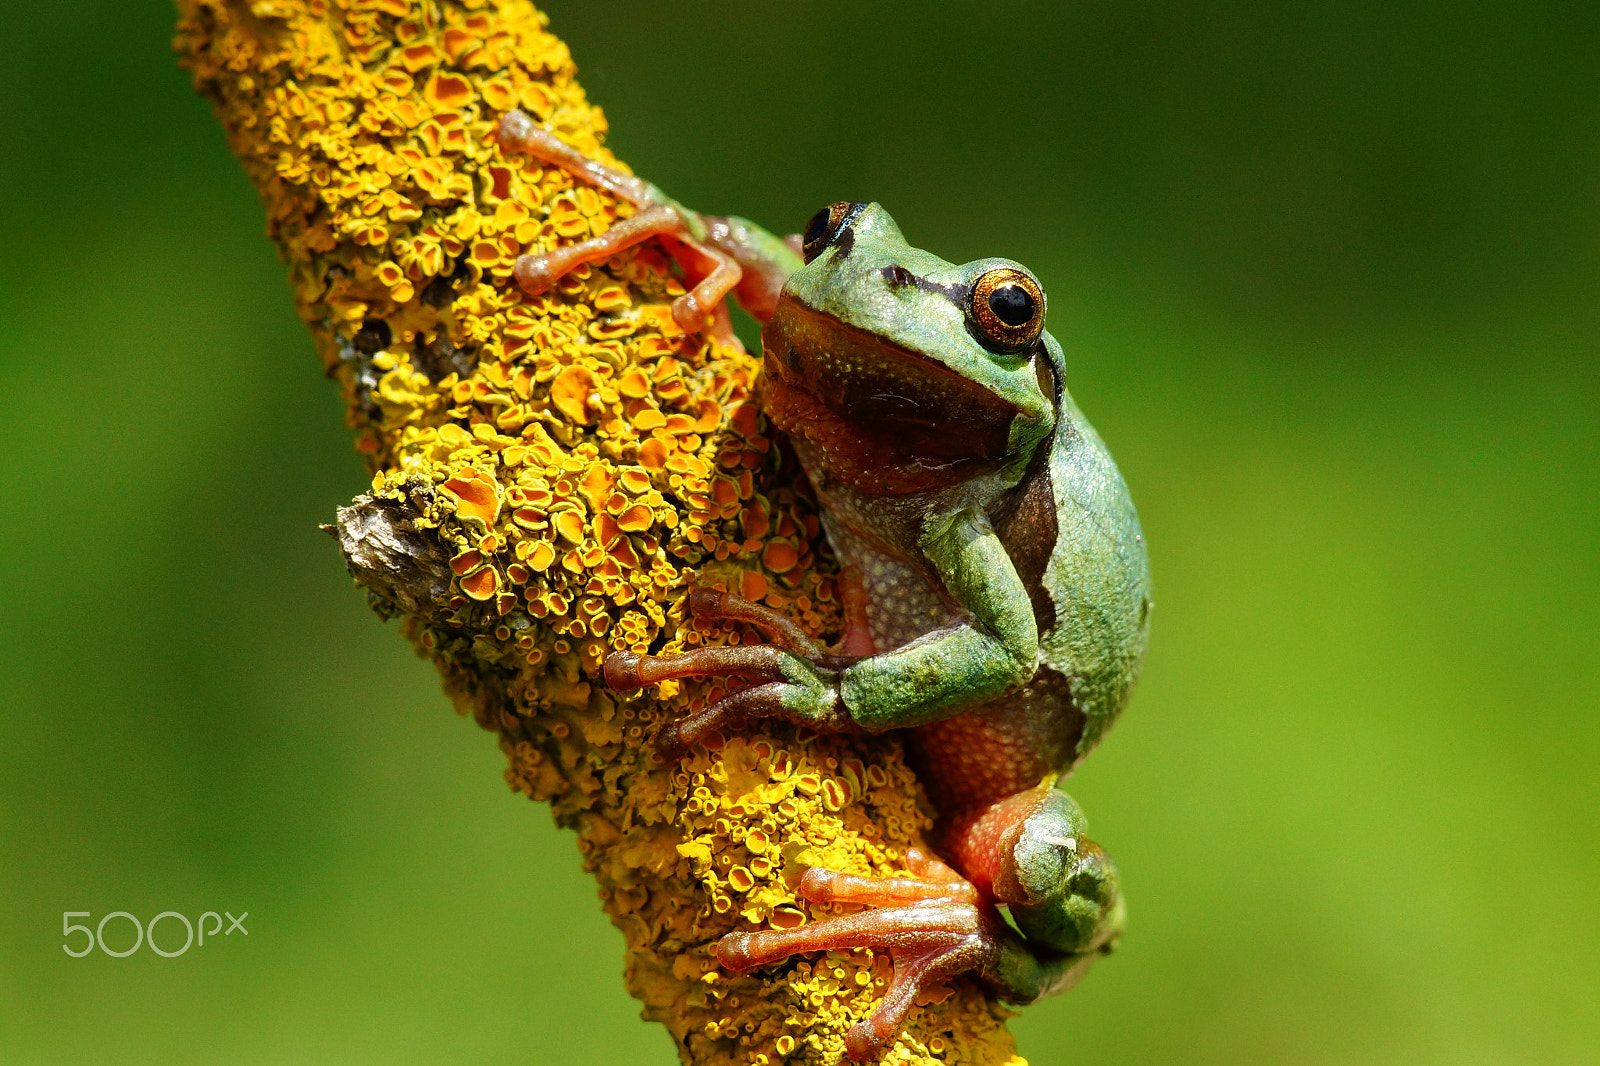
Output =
[
  {"x1": 603, "y1": 639, "x2": 846, "y2": 757},
  {"x1": 717, "y1": 848, "x2": 1006, "y2": 1061},
  {"x1": 495, "y1": 109, "x2": 762, "y2": 346},
  {"x1": 603, "y1": 587, "x2": 855, "y2": 756}
]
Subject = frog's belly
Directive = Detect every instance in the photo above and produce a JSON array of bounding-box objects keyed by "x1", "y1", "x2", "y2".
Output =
[
  {"x1": 908, "y1": 667, "x2": 1087, "y2": 813},
  {"x1": 823, "y1": 512, "x2": 1086, "y2": 811},
  {"x1": 824, "y1": 516, "x2": 950, "y2": 652}
]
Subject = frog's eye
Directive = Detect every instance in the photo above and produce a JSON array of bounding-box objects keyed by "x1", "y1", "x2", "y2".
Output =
[
  {"x1": 971, "y1": 267, "x2": 1046, "y2": 352},
  {"x1": 802, "y1": 202, "x2": 866, "y2": 264}
]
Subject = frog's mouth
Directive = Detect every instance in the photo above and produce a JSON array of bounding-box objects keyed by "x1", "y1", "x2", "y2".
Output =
[{"x1": 758, "y1": 298, "x2": 1020, "y2": 496}]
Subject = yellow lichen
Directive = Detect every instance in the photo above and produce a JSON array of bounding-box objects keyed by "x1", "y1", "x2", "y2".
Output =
[{"x1": 176, "y1": 2, "x2": 1026, "y2": 1063}]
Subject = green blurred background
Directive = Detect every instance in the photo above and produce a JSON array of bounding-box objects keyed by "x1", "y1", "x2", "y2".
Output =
[{"x1": 1, "y1": 2, "x2": 1596, "y2": 1062}]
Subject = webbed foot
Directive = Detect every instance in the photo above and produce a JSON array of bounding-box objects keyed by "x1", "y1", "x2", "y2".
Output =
[
  {"x1": 718, "y1": 848, "x2": 1005, "y2": 1061},
  {"x1": 718, "y1": 790, "x2": 1126, "y2": 1058}
]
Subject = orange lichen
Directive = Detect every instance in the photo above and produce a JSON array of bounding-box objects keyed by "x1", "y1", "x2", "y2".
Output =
[
  {"x1": 460, "y1": 565, "x2": 500, "y2": 599},
  {"x1": 762, "y1": 541, "x2": 800, "y2": 575},
  {"x1": 551, "y1": 364, "x2": 599, "y2": 424},
  {"x1": 441, "y1": 468, "x2": 501, "y2": 526},
  {"x1": 176, "y1": 2, "x2": 1025, "y2": 1064}
]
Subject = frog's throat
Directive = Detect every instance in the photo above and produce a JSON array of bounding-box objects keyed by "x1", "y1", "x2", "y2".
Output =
[{"x1": 759, "y1": 301, "x2": 1025, "y2": 497}]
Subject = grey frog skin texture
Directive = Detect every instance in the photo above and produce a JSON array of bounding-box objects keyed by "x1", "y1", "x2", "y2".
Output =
[{"x1": 495, "y1": 111, "x2": 1151, "y2": 1062}]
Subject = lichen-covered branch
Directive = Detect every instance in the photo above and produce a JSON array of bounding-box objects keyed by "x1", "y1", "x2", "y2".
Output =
[{"x1": 175, "y1": 2, "x2": 1025, "y2": 1062}]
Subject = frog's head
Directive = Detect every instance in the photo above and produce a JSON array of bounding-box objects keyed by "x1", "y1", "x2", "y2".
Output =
[{"x1": 760, "y1": 202, "x2": 1057, "y2": 497}]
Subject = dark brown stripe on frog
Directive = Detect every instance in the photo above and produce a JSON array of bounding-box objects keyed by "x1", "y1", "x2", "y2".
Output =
[
  {"x1": 878, "y1": 263, "x2": 970, "y2": 309},
  {"x1": 993, "y1": 428, "x2": 1059, "y2": 633}
]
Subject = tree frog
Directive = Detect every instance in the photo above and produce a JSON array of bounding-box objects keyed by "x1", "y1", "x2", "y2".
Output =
[{"x1": 499, "y1": 111, "x2": 1152, "y2": 1061}]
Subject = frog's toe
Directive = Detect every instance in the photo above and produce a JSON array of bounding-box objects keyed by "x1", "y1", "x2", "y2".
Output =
[
  {"x1": 651, "y1": 716, "x2": 688, "y2": 761},
  {"x1": 796, "y1": 864, "x2": 977, "y2": 908},
  {"x1": 670, "y1": 292, "x2": 707, "y2": 334},
  {"x1": 686, "y1": 585, "x2": 825, "y2": 656},
  {"x1": 601, "y1": 643, "x2": 792, "y2": 694},
  {"x1": 602, "y1": 650, "x2": 645, "y2": 692},
  {"x1": 716, "y1": 897, "x2": 1001, "y2": 1062},
  {"x1": 686, "y1": 586, "x2": 726, "y2": 620},
  {"x1": 715, "y1": 899, "x2": 982, "y2": 970},
  {"x1": 511, "y1": 251, "x2": 560, "y2": 295},
  {"x1": 653, "y1": 681, "x2": 789, "y2": 757},
  {"x1": 845, "y1": 938, "x2": 991, "y2": 1061}
]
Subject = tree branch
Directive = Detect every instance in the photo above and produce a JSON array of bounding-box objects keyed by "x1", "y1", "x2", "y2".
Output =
[{"x1": 176, "y1": 2, "x2": 1026, "y2": 1062}]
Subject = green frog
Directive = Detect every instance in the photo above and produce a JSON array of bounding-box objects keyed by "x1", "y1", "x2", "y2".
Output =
[{"x1": 499, "y1": 111, "x2": 1152, "y2": 1061}]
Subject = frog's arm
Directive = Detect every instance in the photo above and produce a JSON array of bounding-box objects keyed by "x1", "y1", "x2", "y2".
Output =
[
  {"x1": 497, "y1": 110, "x2": 801, "y2": 340},
  {"x1": 609, "y1": 507, "x2": 1039, "y2": 746},
  {"x1": 841, "y1": 508, "x2": 1039, "y2": 730}
]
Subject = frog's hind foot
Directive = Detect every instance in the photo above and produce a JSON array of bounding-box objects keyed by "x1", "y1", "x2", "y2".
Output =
[{"x1": 717, "y1": 849, "x2": 1002, "y2": 1061}]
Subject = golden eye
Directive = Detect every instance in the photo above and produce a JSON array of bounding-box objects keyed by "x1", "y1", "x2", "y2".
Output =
[{"x1": 971, "y1": 267, "x2": 1045, "y2": 351}]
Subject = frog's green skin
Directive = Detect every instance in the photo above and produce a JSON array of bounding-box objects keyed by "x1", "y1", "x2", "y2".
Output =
[
  {"x1": 760, "y1": 205, "x2": 1150, "y2": 770},
  {"x1": 496, "y1": 111, "x2": 1151, "y2": 1062}
]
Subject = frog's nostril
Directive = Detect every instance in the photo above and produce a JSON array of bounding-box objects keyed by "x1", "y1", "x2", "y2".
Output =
[{"x1": 881, "y1": 264, "x2": 917, "y2": 288}]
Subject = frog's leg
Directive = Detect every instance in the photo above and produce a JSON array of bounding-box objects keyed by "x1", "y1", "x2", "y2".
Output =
[
  {"x1": 718, "y1": 792, "x2": 1122, "y2": 1061},
  {"x1": 495, "y1": 110, "x2": 801, "y2": 343},
  {"x1": 943, "y1": 784, "x2": 1124, "y2": 988}
]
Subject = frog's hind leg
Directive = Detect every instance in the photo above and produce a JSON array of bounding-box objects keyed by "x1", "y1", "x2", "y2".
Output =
[
  {"x1": 718, "y1": 851, "x2": 1000, "y2": 1061},
  {"x1": 496, "y1": 110, "x2": 773, "y2": 343},
  {"x1": 717, "y1": 790, "x2": 1124, "y2": 1058},
  {"x1": 944, "y1": 784, "x2": 1125, "y2": 1001}
]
